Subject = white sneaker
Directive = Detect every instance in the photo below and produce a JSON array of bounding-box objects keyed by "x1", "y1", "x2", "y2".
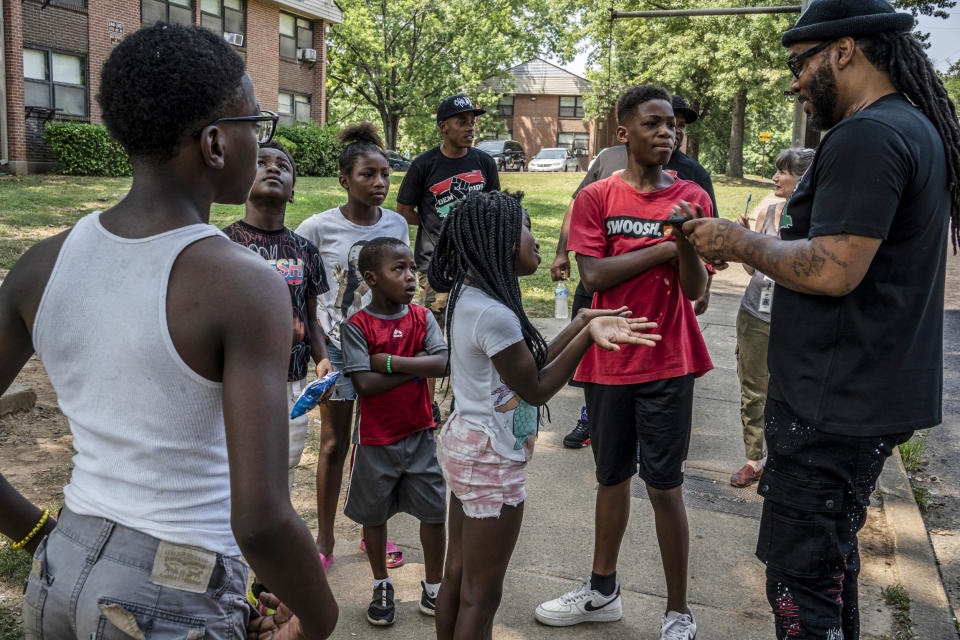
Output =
[
  {"x1": 661, "y1": 609, "x2": 697, "y2": 639},
  {"x1": 534, "y1": 578, "x2": 622, "y2": 626}
]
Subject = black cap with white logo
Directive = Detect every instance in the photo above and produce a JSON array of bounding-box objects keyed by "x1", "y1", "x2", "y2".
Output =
[{"x1": 436, "y1": 94, "x2": 486, "y2": 123}]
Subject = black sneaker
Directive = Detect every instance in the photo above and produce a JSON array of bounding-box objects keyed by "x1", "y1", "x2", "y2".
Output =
[
  {"x1": 432, "y1": 401, "x2": 442, "y2": 425},
  {"x1": 419, "y1": 580, "x2": 437, "y2": 616},
  {"x1": 367, "y1": 582, "x2": 395, "y2": 626},
  {"x1": 562, "y1": 419, "x2": 591, "y2": 448}
]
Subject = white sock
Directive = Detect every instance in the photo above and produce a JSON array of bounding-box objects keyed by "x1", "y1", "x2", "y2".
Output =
[
  {"x1": 748, "y1": 459, "x2": 763, "y2": 471},
  {"x1": 423, "y1": 580, "x2": 441, "y2": 598},
  {"x1": 374, "y1": 577, "x2": 392, "y2": 589}
]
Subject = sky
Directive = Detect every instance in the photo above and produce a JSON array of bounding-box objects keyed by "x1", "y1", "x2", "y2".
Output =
[{"x1": 559, "y1": 9, "x2": 960, "y2": 77}]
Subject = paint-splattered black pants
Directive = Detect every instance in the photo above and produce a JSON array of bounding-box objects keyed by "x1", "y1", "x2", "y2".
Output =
[{"x1": 755, "y1": 397, "x2": 912, "y2": 639}]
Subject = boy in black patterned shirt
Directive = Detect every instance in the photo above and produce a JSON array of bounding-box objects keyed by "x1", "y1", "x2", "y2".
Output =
[{"x1": 223, "y1": 141, "x2": 332, "y2": 489}]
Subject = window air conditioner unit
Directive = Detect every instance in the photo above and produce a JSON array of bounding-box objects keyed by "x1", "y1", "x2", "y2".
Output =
[
  {"x1": 224, "y1": 32, "x2": 243, "y2": 47},
  {"x1": 298, "y1": 48, "x2": 317, "y2": 62}
]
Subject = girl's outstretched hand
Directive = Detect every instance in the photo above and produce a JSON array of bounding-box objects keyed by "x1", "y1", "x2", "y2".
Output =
[{"x1": 587, "y1": 316, "x2": 661, "y2": 351}]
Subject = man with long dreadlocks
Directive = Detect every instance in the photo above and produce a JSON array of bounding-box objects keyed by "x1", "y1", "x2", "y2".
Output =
[{"x1": 682, "y1": 1, "x2": 959, "y2": 637}]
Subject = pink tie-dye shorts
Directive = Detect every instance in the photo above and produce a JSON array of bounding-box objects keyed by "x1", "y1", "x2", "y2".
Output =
[{"x1": 436, "y1": 415, "x2": 527, "y2": 519}]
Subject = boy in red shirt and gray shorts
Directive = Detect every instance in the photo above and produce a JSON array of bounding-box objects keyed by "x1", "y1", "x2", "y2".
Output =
[
  {"x1": 535, "y1": 85, "x2": 713, "y2": 640},
  {"x1": 340, "y1": 237, "x2": 449, "y2": 627}
]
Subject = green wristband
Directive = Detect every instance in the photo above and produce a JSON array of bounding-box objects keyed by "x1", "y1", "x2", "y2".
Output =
[{"x1": 386, "y1": 355, "x2": 392, "y2": 374}]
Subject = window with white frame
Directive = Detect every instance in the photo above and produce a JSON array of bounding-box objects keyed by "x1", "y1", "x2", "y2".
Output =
[
  {"x1": 558, "y1": 96, "x2": 585, "y2": 118},
  {"x1": 496, "y1": 95, "x2": 514, "y2": 117},
  {"x1": 558, "y1": 132, "x2": 589, "y2": 153},
  {"x1": 201, "y1": 0, "x2": 245, "y2": 40},
  {"x1": 278, "y1": 91, "x2": 311, "y2": 125},
  {"x1": 23, "y1": 48, "x2": 86, "y2": 117},
  {"x1": 141, "y1": 0, "x2": 193, "y2": 26},
  {"x1": 279, "y1": 12, "x2": 313, "y2": 59}
]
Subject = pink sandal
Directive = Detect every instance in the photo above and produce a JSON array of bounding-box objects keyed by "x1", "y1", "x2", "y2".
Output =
[
  {"x1": 359, "y1": 539, "x2": 404, "y2": 568},
  {"x1": 318, "y1": 551, "x2": 333, "y2": 571}
]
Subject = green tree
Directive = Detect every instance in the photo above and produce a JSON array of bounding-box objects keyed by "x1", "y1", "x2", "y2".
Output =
[
  {"x1": 893, "y1": 0, "x2": 955, "y2": 20},
  {"x1": 942, "y1": 60, "x2": 960, "y2": 107},
  {"x1": 577, "y1": 0, "x2": 955, "y2": 177},
  {"x1": 327, "y1": 0, "x2": 576, "y2": 149},
  {"x1": 580, "y1": 0, "x2": 795, "y2": 177}
]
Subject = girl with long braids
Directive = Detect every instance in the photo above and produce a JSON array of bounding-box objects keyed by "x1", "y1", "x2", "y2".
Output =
[
  {"x1": 428, "y1": 190, "x2": 660, "y2": 639},
  {"x1": 296, "y1": 122, "x2": 410, "y2": 571}
]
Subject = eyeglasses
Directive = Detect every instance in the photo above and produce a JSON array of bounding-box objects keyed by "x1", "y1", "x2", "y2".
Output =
[
  {"x1": 786, "y1": 40, "x2": 837, "y2": 79},
  {"x1": 192, "y1": 110, "x2": 279, "y2": 144}
]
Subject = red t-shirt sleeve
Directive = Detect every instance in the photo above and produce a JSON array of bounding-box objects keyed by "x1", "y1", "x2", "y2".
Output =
[{"x1": 568, "y1": 182, "x2": 608, "y2": 259}]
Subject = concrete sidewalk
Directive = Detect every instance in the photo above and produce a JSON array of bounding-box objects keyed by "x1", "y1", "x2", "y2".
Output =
[{"x1": 314, "y1": 269, "x2": 952, "y2": 639}]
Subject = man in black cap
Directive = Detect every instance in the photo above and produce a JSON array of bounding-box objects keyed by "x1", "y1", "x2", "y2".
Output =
[
  {"x1": 681, "y1": 1, "x2": 960, "y2": 637},
  {"x1": 397, "y1": 95, "x2": 499, "y2": 418},
  {"x1": 551, "y1": 94, "x2": 717, "y2": 450}
]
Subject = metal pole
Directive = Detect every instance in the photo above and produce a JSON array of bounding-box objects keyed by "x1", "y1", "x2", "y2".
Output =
[
  {"x1": 761, "y1": 140, "x2": 767, "y2": 179},
  {"x1": 0, "y1": 0, "x2": 7, "y2": 166},
  {"x1": 612, "y1": 6, "x2": 800, "y2": 19},
  {"x1": 791, "y1": 0, "x2": 812, "y2": 147}
]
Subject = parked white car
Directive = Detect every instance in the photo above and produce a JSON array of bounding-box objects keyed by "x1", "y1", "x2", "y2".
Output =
[{"x1": 528, "y1": 147, "x2": 581, "y2": 172}]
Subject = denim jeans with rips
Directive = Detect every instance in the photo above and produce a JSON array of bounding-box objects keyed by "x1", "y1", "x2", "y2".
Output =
[{"x1": 756, "y1": 398, "x2": 911, "y2": 640}]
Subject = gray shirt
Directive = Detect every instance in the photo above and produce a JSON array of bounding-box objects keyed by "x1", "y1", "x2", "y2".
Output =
[
  {"x1": 447, "y1": 286, "x2": 538, "y2": 462},
  {"x1": 740, "y1": 203, "x2": 781, "y2": 323}
]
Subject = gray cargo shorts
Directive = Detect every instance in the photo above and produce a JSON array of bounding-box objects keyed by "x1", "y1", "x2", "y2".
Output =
[
  {"x1": 23, "y1": 506, "x2": 251, "y2": 640},
  {"x1": 344, "y1": 429, "x2": 447, "y2": 526}
]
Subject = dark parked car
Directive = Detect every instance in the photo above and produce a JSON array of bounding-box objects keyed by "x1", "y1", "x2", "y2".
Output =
[
  {"x1": 384, "y1": 150, "x2": 411, "y2": 171},
  {"x1": 476, "y1": 140, "x2": 526, "y2": 171}
]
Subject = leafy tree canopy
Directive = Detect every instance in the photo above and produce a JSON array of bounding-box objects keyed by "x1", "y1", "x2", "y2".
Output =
[{"x1": 327, "y1": 0, "x2": 578, "y2": 150}]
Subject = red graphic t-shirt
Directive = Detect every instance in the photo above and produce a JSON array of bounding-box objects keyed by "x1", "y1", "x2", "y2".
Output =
[
  {"x1": 569, "y1": 173, "x2": 714, "y2": 385},
  {"x1": 342, "y1": 305, "x2": 439, "y2": 445}
]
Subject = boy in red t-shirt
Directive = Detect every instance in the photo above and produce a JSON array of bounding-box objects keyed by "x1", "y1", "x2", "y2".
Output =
[
  {"x1": 535, "y1": 86, "x2": 713, "y2": 640},
  {"x1": 340, "y1": 237, "x2": 449, "y2": 627}
]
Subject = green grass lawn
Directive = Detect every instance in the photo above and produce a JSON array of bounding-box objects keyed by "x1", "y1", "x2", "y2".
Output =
[{"x1": 0, "y1": 172, "x2": 771, "y2": 316}]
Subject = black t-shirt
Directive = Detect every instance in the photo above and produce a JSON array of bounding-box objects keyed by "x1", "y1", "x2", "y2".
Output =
[
  {"x1": 767, "y1": 94, "x2": 948, "y2": 435},
  {"x1": 397, "y1": 146, "x2": 500, "y2": 272},
  {"x1": 222, "y1": 221, "x2": 329, "y2": 381},
  {"x1": 666, "y1": 150, "x2": 718, "y2": 215},
  {"x1": 572, "y1": 145, "x2": 718, "y2": 215}
]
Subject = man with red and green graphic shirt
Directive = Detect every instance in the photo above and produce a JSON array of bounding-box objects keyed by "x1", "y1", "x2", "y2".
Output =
[{"x1": 397, "y1": 94, "x2": 500, "y2": 327}]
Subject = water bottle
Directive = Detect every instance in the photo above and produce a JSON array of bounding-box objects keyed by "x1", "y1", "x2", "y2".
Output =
[{"x1": 554, "y1": 282, "x2": 569, "y2": 319}]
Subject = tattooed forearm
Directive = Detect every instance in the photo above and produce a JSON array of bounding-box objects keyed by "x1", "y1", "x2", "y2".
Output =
[
  {"x1": 684, "y1": 218, "x2": 879, "y2": 297},
  {"x1": 727, "y1": 232, "x2": 879, "y2": 297}
]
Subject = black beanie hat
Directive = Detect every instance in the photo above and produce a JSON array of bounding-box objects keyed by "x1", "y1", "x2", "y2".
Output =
[{"x1": 782, "y1": 0, "x2": 914, "y2": 46}]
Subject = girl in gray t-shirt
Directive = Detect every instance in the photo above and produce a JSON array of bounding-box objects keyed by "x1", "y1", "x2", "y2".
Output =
[{"x1": 294, "y1": 123, "x2": 410, "y2": 570}]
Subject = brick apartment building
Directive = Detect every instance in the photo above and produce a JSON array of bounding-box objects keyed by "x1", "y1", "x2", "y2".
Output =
[
  {"x1": 0, "y1": 0, "x2": 342, "y2": 174},
  {"x1": 481, "y1": 58, "x2": 616, "y2": 168}
]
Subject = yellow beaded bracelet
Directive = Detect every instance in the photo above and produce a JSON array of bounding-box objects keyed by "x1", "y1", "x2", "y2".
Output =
[{"x1": 11, "y1": 509, "x2": 49, "y2": 551}]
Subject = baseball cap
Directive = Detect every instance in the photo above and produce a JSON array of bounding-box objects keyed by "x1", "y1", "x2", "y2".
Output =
[
  {"x1": 671, "y1": 95, "x2": 699, "y2": 124},
  {"x1": 436, "y1": 94, "x2": 486, "y2": 123}
]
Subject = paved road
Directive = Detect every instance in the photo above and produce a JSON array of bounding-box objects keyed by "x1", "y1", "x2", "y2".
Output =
[
  {"x1": 913, "y1": 253, "x2": 960, "y2": 630},
  {"x1": 313, "y1": 266, "x2": 910, "y2": 639}
]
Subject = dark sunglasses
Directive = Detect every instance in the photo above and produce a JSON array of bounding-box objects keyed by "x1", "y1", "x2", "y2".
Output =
[
  {"x1": 192, "y1": 110, "x2": 279, "y2": 144},
  {"x1": 786, "y1": 40, "x2": 837, "y2": 79}
]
